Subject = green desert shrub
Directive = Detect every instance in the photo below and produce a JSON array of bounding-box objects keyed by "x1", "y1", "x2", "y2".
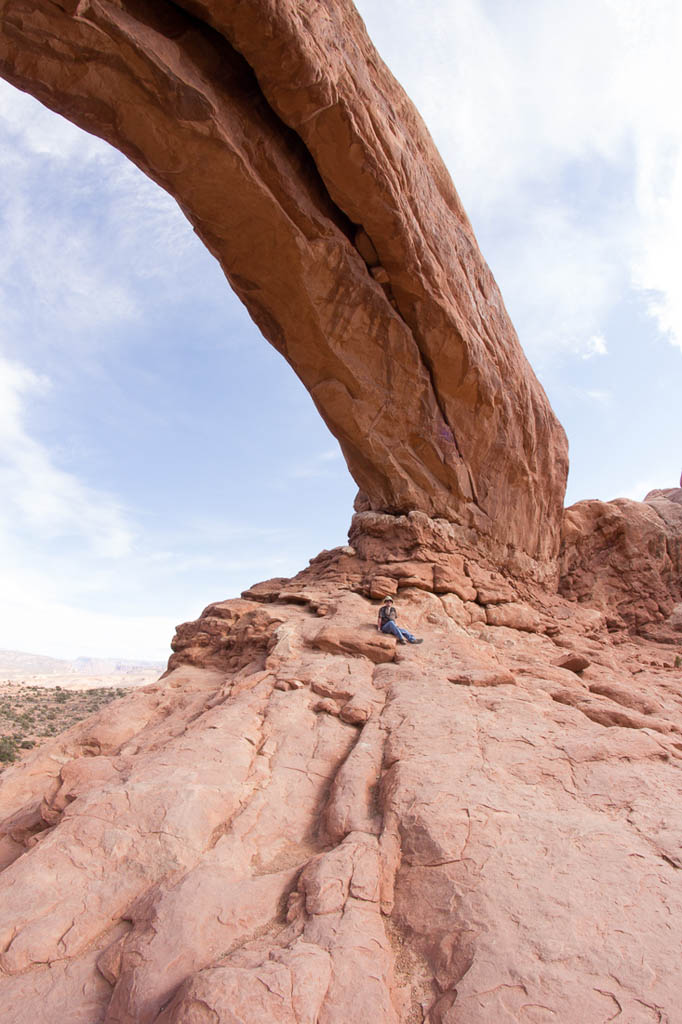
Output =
[{"x1": 0, "y1": 736, "x2": 18, "y2": 763}]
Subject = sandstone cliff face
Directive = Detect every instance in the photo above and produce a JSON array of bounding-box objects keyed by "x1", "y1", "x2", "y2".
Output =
[
  {"x1": 0, "y1": 0, "x2": 567, "y2": 562},
  {"x1": 560, "y1": 488, "x2": 682, "y2": 637},
  {"x1": 2, "y1": 499, "x2": 682, "y2": 1022}
]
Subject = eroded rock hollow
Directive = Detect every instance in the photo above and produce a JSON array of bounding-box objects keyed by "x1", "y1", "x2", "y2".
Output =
[{"x1": 1, "y1": 3, "x2": 682, "y2": 1023}]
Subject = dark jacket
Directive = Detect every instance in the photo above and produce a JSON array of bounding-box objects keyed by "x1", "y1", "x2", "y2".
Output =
[{"x1": 379, "y1": 604, "x2": 397, "y2": 626}]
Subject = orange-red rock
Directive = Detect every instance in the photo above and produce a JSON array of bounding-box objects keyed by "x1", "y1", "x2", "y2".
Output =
[
  {"x1": 0, "y1": 0, "x2": 567, "y2": 563},
  {"x1": 1, "y1": 527, "x2": 682, "y2": 1021},
  {"x1": 2, "y1": 4, "x2": 682, "y2": 1021},
  {"x1": 560, "y1": 488, "x2": 682, "y2": 634}
]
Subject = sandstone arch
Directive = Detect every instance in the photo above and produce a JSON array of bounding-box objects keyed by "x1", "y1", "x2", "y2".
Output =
[
  {"x1": 4, "y1": 9, "x2": 682, "y2": 1022},
  {"x1": 0, "y1": 0, "x2": 568, "y2": 565}
]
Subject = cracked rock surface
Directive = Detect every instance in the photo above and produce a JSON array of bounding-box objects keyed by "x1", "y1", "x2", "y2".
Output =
[{"x1": 2, "y1": 509, "x2": 682, "y2": 1023}]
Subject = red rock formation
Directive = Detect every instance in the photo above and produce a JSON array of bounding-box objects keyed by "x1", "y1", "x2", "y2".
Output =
[
  {"x1": 2, "y1": 523, "x2": 682, "y2": 1022},
  {"x1": 2, "y1": 3, "x2": 682, "y2": 1021},
  {"x1": 0, "y1": 0, "x2": 567, "y2": 563},
  {"x1": 560, "y1": 488, "x2": 682, "y2": 637}
]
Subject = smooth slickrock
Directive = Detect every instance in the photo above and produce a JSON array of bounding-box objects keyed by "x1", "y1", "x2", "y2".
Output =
[
  {"x1": 0, "y1": 0, "x2": 567, "y2": 563},
  {"x1": 2, "y1": 511, "x2": 682, "y2": 1022}
]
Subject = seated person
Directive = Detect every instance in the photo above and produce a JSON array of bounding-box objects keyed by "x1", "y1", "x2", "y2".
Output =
[{"x1": 377, "y1": 596, "x2": 423, "y2": 645}]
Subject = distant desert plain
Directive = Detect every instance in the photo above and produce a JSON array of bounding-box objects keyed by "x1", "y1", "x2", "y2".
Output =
[{"x1": 0, "y1": 648, "x2": 164, "y2": 769}]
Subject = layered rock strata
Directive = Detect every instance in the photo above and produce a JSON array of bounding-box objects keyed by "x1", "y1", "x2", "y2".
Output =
[
  {"x1": 2, "y1": 494, "x2": 682, "y2": 1022},
  {"x1": 0, "y1": 0, "x2": 567, "y2": 561}
]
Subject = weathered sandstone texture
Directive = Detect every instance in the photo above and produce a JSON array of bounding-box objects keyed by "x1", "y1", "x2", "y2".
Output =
[
  {"x1": 1, "y1": 3, "x2": 681, "y2": 1020},
  {"x1": 2, "y1": 505, "x2": 682, "y2": 1022},
  {"x1": 0, "y1": 0, "x2": 567, "y2": 562},
  {"x1": 560, "y1": 488, "x2": 682, "y2": 637}
]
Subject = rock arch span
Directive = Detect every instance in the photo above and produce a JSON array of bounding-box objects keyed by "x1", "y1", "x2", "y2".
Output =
[
  {"x1": 3, "y1": 9, "x2": 682, "y2": 1024},
  {"x1": 0, "y1": 0, "x2": 568, "y2": 566}
]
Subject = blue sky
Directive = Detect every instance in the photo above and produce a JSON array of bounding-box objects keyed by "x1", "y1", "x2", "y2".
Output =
[{"x1": 1, "y1": 0, "x2": 681, "y2": 659}]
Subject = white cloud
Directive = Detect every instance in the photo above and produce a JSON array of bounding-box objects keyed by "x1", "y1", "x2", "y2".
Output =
[
  {"x1": 0, "y1": 355, "x2": 134, "y2": 558},
  {"x1": 483, "y1": 202, "x2": 625, "y2": 362},
  {"x1": 0, "y1": 156, "x2": 138, "y2": 338},
  {"x1": 632, "y1": 138, "x2": 682, "y2": 350},
  {"x1": 0, "y1": 79, "x2": 108, "y2": 162},
  {"x1": 0, "y1": 583, "x2": 175, "y2": 661},
  {"x1": 357, "y1": 0, "x2": 682, "y2": 361},
  {"x1": 0, "y1": 81, "x2": 217, "y2": 355},
  {"x1": 0, "y1": 359, "x2": 314, "y2": 658},
  {"x1": 582, "y1": 334, "x2": 608, "y2": 360}
]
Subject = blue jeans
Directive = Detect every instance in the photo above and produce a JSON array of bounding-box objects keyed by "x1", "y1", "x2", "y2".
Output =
[{"x1": 381, "y1": 621, "x2": 416, "y2": 643}]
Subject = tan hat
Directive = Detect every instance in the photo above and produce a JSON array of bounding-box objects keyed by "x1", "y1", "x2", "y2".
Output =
[{"x1": 383, "y1": 596, "x2": 393, "y2": 603}]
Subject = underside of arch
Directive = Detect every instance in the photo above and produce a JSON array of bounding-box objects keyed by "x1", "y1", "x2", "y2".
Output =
[{"x1": 0, "y1": 0, "x2": 568, "y2": 563}]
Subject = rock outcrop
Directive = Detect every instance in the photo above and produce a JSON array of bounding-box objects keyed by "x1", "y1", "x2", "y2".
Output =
[
  {"x1": 2, "y1": 505, "x2": 682, "y2": 1022},
  {"x1": 560, "y1": 488, "x2": 682, "y2": 637},
  {"x1": 1, "y1": 3, "x2": 681, "y2": 1021},
  {"x1": 0, "y1": 0, "x2": 567, "y2": 563}
]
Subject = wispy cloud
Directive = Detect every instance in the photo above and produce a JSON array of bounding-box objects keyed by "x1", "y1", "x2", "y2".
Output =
[
  {"x1": 582, "y1": 389, "x2": 612, "y2": 405},
  {"x1": 0, "y1": 355, "x2": 135, "y2": 557},
  {"x1": 0, "y1": 353, "x2": 320, "y2": 656},
  {"x1": 0, "y1": 79, "x2": 226, "y2": 364},
  {"x1": 358, "y1": 0, "x2": 682, "y2": 361},
  {"x1": 0, "y1": 362, "x2": 310, "y2": 657},
  {"x1": 289, "y1": 448, "x2": 343, "y2": 480},
  {"x1": 582, "y1": 334, "x2": 608, "y2": 360},
  {"x1": 0, "y1": 79, "x2": 106, "y2": 161}
]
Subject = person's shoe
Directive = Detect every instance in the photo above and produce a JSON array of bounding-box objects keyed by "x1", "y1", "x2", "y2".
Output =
[
  {"x1": 397, "y1": 638, "x2": 407, "y2": 645},
  {"x1": 412, "y1": 638, "x2": 424, "y2": 644}
]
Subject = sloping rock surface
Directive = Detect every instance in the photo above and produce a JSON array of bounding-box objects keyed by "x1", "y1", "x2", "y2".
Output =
[
  {"x1": 1, "y1": 3, "x2": 680, "y2": 1020},
  {"x1": 2, "y1": 500, "x2": 682, "y2": 1023},
  {"x1": 0, "y1": 0, "x2": 567, "y2": 561}
]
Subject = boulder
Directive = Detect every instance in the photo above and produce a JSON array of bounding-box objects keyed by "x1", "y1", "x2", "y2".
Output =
[
  {"x1": 485, "y1": 601, "x2": 542, "y2": 632},
  {"x1": 560, "y1": 492, "x2": 682, "y2": 634},
  {"x1": 555, "y1": 653, "x2": 591, "y2": 674},
  {"x1": 310, "y1": 624, "x2": 396, "y2": 664}
]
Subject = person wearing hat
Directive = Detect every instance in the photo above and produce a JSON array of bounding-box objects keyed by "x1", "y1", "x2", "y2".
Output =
[{"x1": 377, "y1": 596, "x2": 423, "y2": 645}]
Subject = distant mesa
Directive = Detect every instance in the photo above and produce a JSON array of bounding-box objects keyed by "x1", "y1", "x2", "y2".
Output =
[{"x1": 0, "y1": 650, "x2": 164, "y2": 682}]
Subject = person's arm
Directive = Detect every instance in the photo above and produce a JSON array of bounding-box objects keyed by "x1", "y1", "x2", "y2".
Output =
[{"x1": 377, "y1": 610, "x2": 383, "y2": 631}]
